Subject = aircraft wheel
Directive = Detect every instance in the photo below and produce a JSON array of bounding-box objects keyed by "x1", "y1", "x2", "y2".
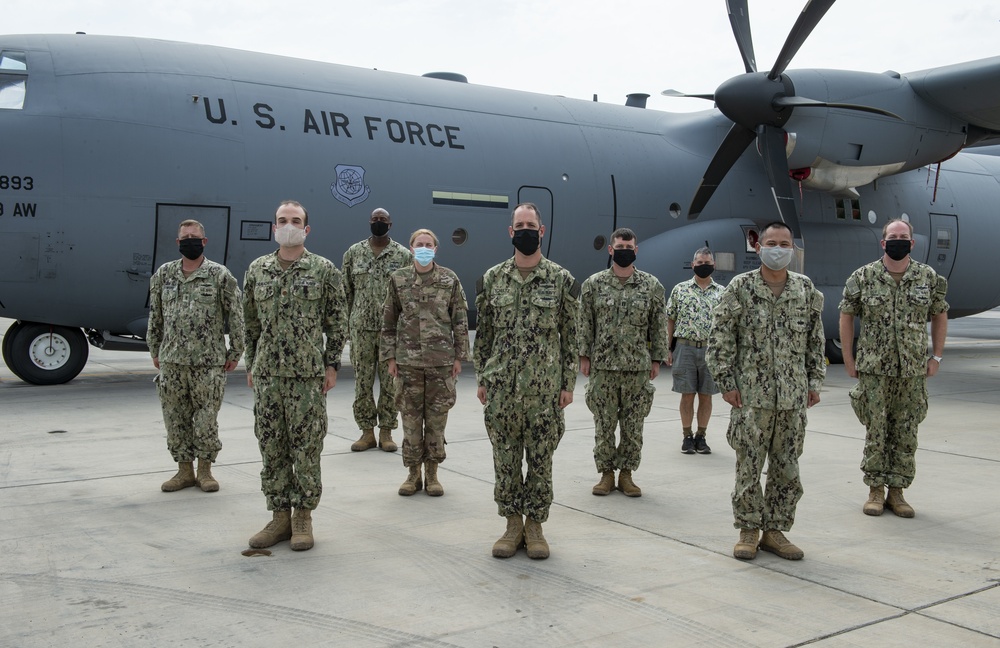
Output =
[
  {"x1": 6, "y1": 322, "x2": 89, "y2": 385},
  {"x1": 825, "y1": 338, "x2": 845, "y2": 365}
]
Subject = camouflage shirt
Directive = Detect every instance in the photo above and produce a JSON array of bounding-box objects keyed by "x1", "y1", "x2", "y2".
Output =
[
  {"x1": 474, "y1": 257, "x2": 581, "y2": 397},
  {"x1": 667, "y1": 277, "x2": 723, "y2": 342},
  {"x1": 343, "y1": 238, "x2": 412, "y2": 332},
  {"x1": 381, "y1": 264, "x2": 471, "y2": 368},
  {"x1": 147, "y1": 258, "x2": 244, "y2": 366},
  {"x1": 707, "y1": 269, "x2": 826, "y2": 410},
  {"x1": 579, "y1": 268, "x2": 669, "y2": 371},
  {"x1": 242, "y1": 249, "x2": 347, "y2": 378},
  {"x1": 839, "y1": 259, "x2": 949, "y2": 377}
]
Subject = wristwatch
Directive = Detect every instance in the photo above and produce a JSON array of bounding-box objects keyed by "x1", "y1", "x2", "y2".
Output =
[{"x1": 929, "y1": 355, "x2": 943, "y2": 363}]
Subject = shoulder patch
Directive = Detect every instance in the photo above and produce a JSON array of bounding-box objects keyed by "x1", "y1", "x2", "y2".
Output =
[
  {"x1": 476, "y1": 275, "x2": 485, "y2": 295},
  {"x1": 569, "y1": 279, "x2": 581, "y2": 299}
]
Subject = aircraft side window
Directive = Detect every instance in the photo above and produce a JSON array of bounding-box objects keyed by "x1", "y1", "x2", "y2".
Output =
[
  {"x1": 0, "y1": 51, "x2": 27, "y2": 71},
  {"x1": 0, "y1": 50, "x2": 27, "y2": 110}
]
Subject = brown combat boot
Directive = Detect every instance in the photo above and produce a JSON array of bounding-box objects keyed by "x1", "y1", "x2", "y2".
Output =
[
  {"x1": 733, "y1": 528, "x2": 759, "y2": 560},
  {"x1": 523, "y1": 517, "x2": 550, "y2": 559},
  {"x1": 398, "y1": 465, "x2": 422, "y2": 496},
  {"x1": 249, "y1": 510, "x2": 291, "y2": 548},
  {"x1": 351, "y1": 428, "x2": 377, "y2": 452},
  {"x1": 618, "y1": 470, "x2": 642, "y2": 497},
  {"x1": 491, "y1": 515, "x2": 524, "y2": 558},
  {"x1": 759, "y1": 530, "x2": 804, "y2": 560},
  {"x1": 885, "y1": 487, "x2": 915, "y2": 518},
  {"x1": 378, "y1": 428, "x2": 398, "y2": 453},
  {"x1": 592, "y1": 471, "x2": 615, "y2": 496},
  {"x1": 863, "y1": 485, "x2": 885, "y2": 516},
  {"x1": 195, "y1": 459, "x2": 219, "y2": 492},
  {"x1": 161, "y1": 461, "x2": 197, "y2": 492},
  {"x1": 290, "y1": 509, "x2": 314, "y2": 551},
  {"x1": 424, "y1": 461, "x2": 444, "y2": 496}
]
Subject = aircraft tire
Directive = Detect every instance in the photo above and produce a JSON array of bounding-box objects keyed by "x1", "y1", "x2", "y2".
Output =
[
  {"x1": 6, "y1": 322, "x2": 89, "y2": 385},
  {"x1": 2, "y1": 319, "x2": 24, "y2": 372},
  {"x1": 825, "y1": 338, "x2": 850, "y2": 365}
]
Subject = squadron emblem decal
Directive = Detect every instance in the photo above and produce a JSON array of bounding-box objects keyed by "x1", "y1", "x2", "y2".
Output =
[{"x1": 331, "y1": 164, "x2": 371, "y2": 207}]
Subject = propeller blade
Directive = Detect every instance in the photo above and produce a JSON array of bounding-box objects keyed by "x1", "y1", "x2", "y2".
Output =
[
  {"x1": 726, "y1": 0, "x2": 757, "y2": 73},
  {"x1": 772, "y1": 95, "x2": 902, "y2": 119},
  {"x1": 756, "y1": 125, "x2": 802, "y2": 241},
  {"x1": 688, "y1": 123, "x2": 757, "y2": 218},
  {"x1": 661, "y1": 89, "x2": 716, "y2": 100},
  {"x1": 767, "y1": 0, "x2": 836, "y2": 80}
]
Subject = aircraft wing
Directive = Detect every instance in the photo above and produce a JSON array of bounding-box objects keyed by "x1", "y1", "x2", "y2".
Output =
[{"x1": 907, "y1": 56, "x2": 1000, "y2": 143}]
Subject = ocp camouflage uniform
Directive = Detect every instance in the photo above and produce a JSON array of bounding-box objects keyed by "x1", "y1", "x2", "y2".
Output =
[
  {"x1": 839, "y1": 259, "x2": 948, "y2": 489},
  {"x1": 580, "y1": 268, "x2": 668, "y2": 473},
  {"x1": 706, "y1": 270, "x2": 825, "y2": 531},
  {"x1": 148, "y1": 258, "x2": 244, "y2": 463},
  {"x1": 474, "y1": 257, "x2": 580, "y2": 523},
  {"x1": 381, "y1": 264, "x2": 470, "y2": 466},
  {"x1": 243, "y1": 250, "x2": 346, "y2": 511},
  {"x1": 343, "y1": 239, "x2": 412, "y2": 431},
  {"x1": 666, "y1": 277, "x2": 723, "y2": 395}
]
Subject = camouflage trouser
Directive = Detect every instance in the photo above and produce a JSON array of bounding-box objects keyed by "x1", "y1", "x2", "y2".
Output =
[
  {"x1": 585, "y1": 369, "x2": 655, "y2": 472},
  {"x1": 850, "y1": 373, "x2": 927, "y2": 489},
  {"x1": 484, "y1": 391, "x2": 565, "y2": 523},
  {"x1": 726, "y1": 406, "x2": 807, "y2": 531},
  {"x1": 395, "y1": 365, "x2": 456, "y2": 467},
  {"x1": 350, "y1": 328, "x2": 398, "y2": 431},
  {"x1": 252, "y1": 376, "x2": 327, "y2": 511},
  {"x1": 156, "y1": 363, "x2": 225, "y2": 463}
]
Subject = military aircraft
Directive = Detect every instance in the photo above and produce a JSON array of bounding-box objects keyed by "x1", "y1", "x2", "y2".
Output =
[{"x1": 2, "y1": 0, "x2": 999, "y2": 384}]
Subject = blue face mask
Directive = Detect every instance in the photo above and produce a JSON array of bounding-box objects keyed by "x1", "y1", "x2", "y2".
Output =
[{"x1": 413, "y1": 247, "x2": 435, "y2": 267}]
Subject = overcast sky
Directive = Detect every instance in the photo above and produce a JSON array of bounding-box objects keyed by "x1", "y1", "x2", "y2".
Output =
[{"x1": 5, "y1": 1, "x2": 999, "y2": 112}]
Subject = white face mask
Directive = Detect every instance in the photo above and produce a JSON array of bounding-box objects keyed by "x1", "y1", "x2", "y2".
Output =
[
  {"x1": 759, "y1": 246, "x2": 794, "y2": 271},
  {"x1": 274, "y1": 223, "x2": 307, "y2": 247}
]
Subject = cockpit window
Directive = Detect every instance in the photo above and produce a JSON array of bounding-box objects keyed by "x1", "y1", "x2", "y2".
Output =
[{"x1": 0, "y1": 50, "x2": 27, "y2": 110}]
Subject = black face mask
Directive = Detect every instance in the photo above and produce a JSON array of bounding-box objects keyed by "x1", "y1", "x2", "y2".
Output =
[
  {"x1": 370, "y1": 221, "x2": 390, "y2": 237},
  {"x1": 612, "y1": 249, "x2": 636, "y2": 268},
  {"x1": 178, "y1": 238, "x2": 204, "y2": 260},
  {"x1": 693, "y1": 264, "x2": 715, "y2": 278},
  {"x1": 884, "y1": 239, "x2": 911, "y2": 261},
  {"x1": 511, "y1": 229, "x2": 540, "y2": 255}
]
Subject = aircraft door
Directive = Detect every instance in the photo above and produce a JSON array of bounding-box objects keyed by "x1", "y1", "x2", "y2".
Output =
[
  {"x1": 517, "y1": 187, "x2": 554, "y2": 256},
  {"x1": 152, "y1": 204, "x2": 232, "y2": 274},
  {"x1": 927, "y1": 213, "x2": 957, "y2": 278}
]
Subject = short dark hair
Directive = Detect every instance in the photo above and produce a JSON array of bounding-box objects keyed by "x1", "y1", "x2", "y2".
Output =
[
  {"x1": 511, "y1": 202, "x2": 542, "y2": 227},
  {"x1": 611, "y1": 227, "x2": 637, "y2": 244},
  {"x1": 278, "y1": 199, "x2": 308, "y2": 226},
  {"x1": 760, "y1": 221, "x2": 792, "y2": 238}
]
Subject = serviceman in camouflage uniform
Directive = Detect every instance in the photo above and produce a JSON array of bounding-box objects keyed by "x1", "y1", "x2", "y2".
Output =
[
  {"x1": 839, "y1": 218, "x2": 948, "y2": 518},
  {"x1": 243, "y1": 200, "x2": 347, "y2": 552},
  {"x1": 707, "y1": 221, "x2": 825, "y2": 561},
  {"x1": 148, "y1": 219, "x2": 244, "y2": 493},
  {"x1": 475, "y1": 202, "x2": 580, "y2": 560},
  {"x1": 382, "y1": 229, "x2": 470, "y2": 497},
  {"x1": 342, "y1": 208, "x2": 412, "y2": 453},
  {"x1": 667, "y1": 247, "x2": 724, "y2": 455},
  {"x1": 579, "y1": 227, "x2": 668, "y2": 498}
]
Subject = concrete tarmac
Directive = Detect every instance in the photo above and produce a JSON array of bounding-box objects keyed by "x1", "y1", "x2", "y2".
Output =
[{"x1": 2, "y1": 314, "x2": 999, "y2": 647}]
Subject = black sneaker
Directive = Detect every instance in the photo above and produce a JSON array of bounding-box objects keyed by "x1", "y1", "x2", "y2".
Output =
[
  {"x1": 681, "y1": 436, "x2": 695, "y2": 454},
  {"x1": 694, "y1": 436, "x2": 711, "y2": 454}
]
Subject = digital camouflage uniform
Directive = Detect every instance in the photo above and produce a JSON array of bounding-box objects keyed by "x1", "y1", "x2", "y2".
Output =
[
  {"x1": 839, "y1": 259, "x2": 948, "y2": 489},
  {"x1": 243, "y1": 250, "x2": 347, "y2": 511},
  {"x1": 666, "y1": 277, "x2": 723, "y2": 395},
  {"x1": 381, "y1": 264, "x2": 471, "y2": 467},
  {"x1": 342, "y1": 239, "x2": 411, "y2": 431},
  {"x1": 579, "y1": 268, "x2": 669, "y2": 473},
  {"x1": 474, "y1": 257, "x2": 580, "y2": 523},
  {"x1": 148, "y1": 258, "x2": 244, "y2": 463},
  {"x1": 706, "y1": 270, "x2": 825, "y2": 531}
]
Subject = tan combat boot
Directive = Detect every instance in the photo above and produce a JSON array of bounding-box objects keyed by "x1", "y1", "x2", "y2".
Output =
[
  {"x1": 759, "y1": 529, "x2": 804, "y2": 560},
  {"x1": 378, "y1": 428, "x2": 398, "y2": 453},
  {"x1": 351, "y1": 428, "x2": 377, "y2": 452},
  {"x1": 161, "y1": 461, "x2": 197, "y2": 492},
  {"x1": 195, "y1": 459, "x2": 219, "y2": 492},
  {"x1": 592, "y1": 471, "x2": 615, "y2": 496},
  {"x1": 733, "y1": 528, "x2": 759, "y2": 560},
  {"x1": 863, "y1": 485, "x2": 885, "y2": 516},
  {"x1": 523, "y1": 517, "x2": 550, "y2": 559},
  {"x1": 424, "y1": 462, "x2": 444, "y2": 496},
  {"x1": 491, "y1": 515, "x2": 524, "y2": 558},
  {"x1": 398, "y1": 465, "x2": 423, "y2": 496},
  {"x1": 248, "y1": 510, "x2": 291, "y2": 548},
  {"x1": 618, "y1": 470, "x2": 642, "y2": 497},
  {"x1": 885, "y1": 487, "x2": 915, "y2": 518},
  {"x1": 290, "y1": 508, "x2": 314, "y2": 551}
]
